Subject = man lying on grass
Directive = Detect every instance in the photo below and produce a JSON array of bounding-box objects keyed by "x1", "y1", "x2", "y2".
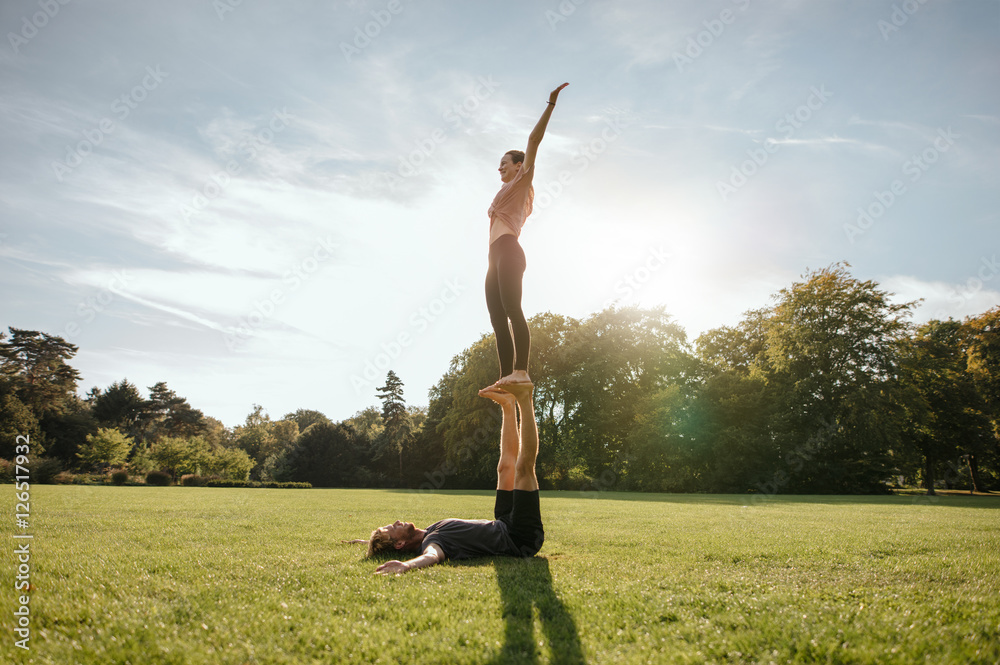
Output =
[{"x1": 366, "y1": 381, "x2": 544, "y2": 575}]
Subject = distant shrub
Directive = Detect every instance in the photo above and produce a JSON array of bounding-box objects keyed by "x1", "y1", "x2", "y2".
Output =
[
  {"x1": 110, "y1": 469, "x2": 129, "y2": 485},
  {"x1": 33, "y1": 457, "x2": 64, "y2": 484},
  {"x1": 145, "y1": 470, "x2": 172, "y2": 486},
  {"x1": 53, "y1": 471, "x2": 75, "y2": 485},
  {"x1": 72, "y1": 474, "x2": 98, "y2": 485},
  {"x1": 206, "y1": 479, "x2": 241, "y2": 488},
  {"x1": 0, "y1": 457, "x2": 65, "y2": 483},
  {"x1": 180, "y1": 474, "x2": 206, "y2": 487},
  {"x1": 204, "y1": 479, "x2": 311, "y2": 489}
]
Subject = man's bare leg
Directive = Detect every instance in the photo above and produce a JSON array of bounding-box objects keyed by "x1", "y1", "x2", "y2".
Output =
[
  {"x1": 505, "y1": 382, "x2": 538, "y2": 491},
  {"x1": 479, "y1": 386, "x2": 519, "y2": 491}
]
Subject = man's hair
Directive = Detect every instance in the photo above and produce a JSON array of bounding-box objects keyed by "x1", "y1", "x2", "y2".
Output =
[
  {"x1": 366, "y1": 528, "x2": 394, "y2": 558},
  {"x1": 504, "y1": 149, "x2": 525, "y2": 164}
]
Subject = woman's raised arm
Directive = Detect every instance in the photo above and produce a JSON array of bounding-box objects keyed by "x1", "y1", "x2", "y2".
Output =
[{"x1": 522, "y1": 82, "x2": 568, "y2": 175}]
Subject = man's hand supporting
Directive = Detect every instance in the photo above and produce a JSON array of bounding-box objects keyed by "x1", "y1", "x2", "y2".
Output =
[{"x1": 375, "y1": 543, "x2": 444, "y2": 575}]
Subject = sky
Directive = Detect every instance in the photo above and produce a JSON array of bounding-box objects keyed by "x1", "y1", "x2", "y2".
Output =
[{"x1": 1, "y1": 0, "x2": 998, "y2": 427}]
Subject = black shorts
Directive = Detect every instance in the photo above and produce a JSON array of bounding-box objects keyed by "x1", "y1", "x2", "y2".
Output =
[{"x1": 494, "y1": 489, "x2": 544, "y2": 557}]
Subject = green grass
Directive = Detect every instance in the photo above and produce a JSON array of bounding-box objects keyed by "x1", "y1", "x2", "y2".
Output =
[{"x1": 2, "y1": 487, "x2": 998, "y2": 664}]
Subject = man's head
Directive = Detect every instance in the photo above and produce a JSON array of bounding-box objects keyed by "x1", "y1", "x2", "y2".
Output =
[{"x1": 367, "y1": 520, "x2": 421, "y2": 558}]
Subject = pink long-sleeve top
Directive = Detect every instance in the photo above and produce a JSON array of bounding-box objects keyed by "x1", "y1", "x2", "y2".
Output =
[{"x1": 488, "y1": 165, "x2": 534, "y2": 240}]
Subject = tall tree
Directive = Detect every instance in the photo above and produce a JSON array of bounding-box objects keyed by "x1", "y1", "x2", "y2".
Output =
[
  {"x1": 424, "y1": 307, "x2": 694, "y2": 490},
  {"x1": 0, "y1": 328, "x2": 81, "y2": 418},
  {"x1": 564, "y1": 306, "x2": 693, "y2": 479},
  {"x1": 144, "y1": 382, "x2": 207, "y2": 440},
  {"x1": 282, "y1": 422, "x2": 363, "y2": 487},
  {"x1": 899, "y1": 321, "x2": 980, "y2": 492},
  {"x1": 376, "y1": 371, "x2": 411, "y2": 481},
  {"x1": 90, "y1": 379, "x2": 147, "y2": 440},
  {"x1": 0, "y1": 328, "x2": 92, "y2": 460},
  {"x1": 694, "y1": 264, "x2": 917, "y2": 494},
  {"x1": 762, "y1": 263, "x2": 915, "y2": 493},
  {"x1": 964, "y1": 307, "x2": 1000, "y2": 488}
]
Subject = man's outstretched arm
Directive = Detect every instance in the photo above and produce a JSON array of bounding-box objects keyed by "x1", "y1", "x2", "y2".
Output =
[{"x1": 375, "y1": 543, "x2": 444, "y2": 575}]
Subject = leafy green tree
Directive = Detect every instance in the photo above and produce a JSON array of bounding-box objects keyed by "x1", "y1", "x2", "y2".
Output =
[
  {"x1": 563, "y1": 306, "x2": 693, "y2": 479},
  {"x1": 695, "y1": 264, "x2": 917, "y2": 494},
  {"x1": 232, "y1": 404, "x2": 279, "y2": 475},
  {"x1": 0, "y1": 389, "x2": 42, "y2": 458},
  {"x1": 254, "y1": 419, "x2": 300, "y2": 481},
  {"x1": 425, "y1": 307, "x2": 694, "y2": 490},
  {"x1": 272, "y1": 419, "x2": 299, "y2": 451},
  {"x1": 204, "y1": 447, "x2": 255, "y2": 481},
  {"x1": 38, "y1": 395, "x2": 97, "y2": 463},
  {"x1": 693, "y1": 314, "x2": 780, "y2": 492},
  {"x1": 764, "y1": 264, "x2": 914, "y2": 492},
  {"x1": 624, "y1": 384, "x2": 695, "y2": 492},
  {"x1": 696, "y1": 308, "x2": 770, "y2": 375},
  {"x1": 150, "y1": 436, "x2": 198, "y2": 479},
  {"x1": 899, "y1": 319, "x2": 991, "y2": 493},
  {"x1": 525, "y1": 312, "x2": 585, "y2": 487},
  {"x1": 77, "y1": 427, "x2": 133, "y2": 471},
  {"x1": 964, "y1": 307, "x2": 1000, "y2": 488},
  {"x1": 202, "y1": 417, "x2": 229, "y2": 449},
  {"x1": 283, "y1": 422, "x2": 364, "y2": 487},
  {"x1": 283, "y1": 408, "x2": 332, "y2": 431},
  {"x1": 345, "y1": 406, "x2": 384, "y2": 440},
  {"x1": 427, "y1": 335, "x2": 512, "y2": 488}
]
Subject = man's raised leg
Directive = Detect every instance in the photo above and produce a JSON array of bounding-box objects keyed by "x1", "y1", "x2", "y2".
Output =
[
  {"x1": 506, "y1": 382, "x2": 538, "y2": 491},
  {"x1": 479, "y1": 386, "x2": 519, "y2": 491}
]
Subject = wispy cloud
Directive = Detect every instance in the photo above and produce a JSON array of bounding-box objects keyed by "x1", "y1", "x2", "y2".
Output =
[{"x1": 2, "y1": 0, "x2": 997, "y2": 425}]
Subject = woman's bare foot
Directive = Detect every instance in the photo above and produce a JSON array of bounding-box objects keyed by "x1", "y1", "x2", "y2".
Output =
[
  {"x1": 493, "y1": 370, "x2": 532, "y2": 388},
  {"x1": 502, "y1": 380, "x2": 533, "y2": 402},
  {"x1": 478, "y1": 385, "x2": 516, "y2": 407}
]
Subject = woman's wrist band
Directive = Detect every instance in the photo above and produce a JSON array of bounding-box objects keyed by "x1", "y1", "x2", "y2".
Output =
[{"x1": 547, "y1": 101, "x2": 555, "y2": 106}]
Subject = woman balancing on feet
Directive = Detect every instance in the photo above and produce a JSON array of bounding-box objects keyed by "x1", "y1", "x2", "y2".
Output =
[{"x1": 485, "y1": 82, "x2": 568, "y2": 390}]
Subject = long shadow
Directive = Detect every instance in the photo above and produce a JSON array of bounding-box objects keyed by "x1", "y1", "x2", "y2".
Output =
[{"x1": 488, "y1": 556, "x2": 585, "y2": 665}]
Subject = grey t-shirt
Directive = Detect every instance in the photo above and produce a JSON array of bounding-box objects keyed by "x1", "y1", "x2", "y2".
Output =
[{"x1": 421, "y1": 518, "x2": 519, "y2": 560}]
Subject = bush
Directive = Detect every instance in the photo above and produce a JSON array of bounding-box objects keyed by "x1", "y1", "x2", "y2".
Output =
[
  {"x1": 110, "y1": 469, "x2": 129, "y2": 485},
  {"x1": 0, "y1": 459, "x2": 73, "y2": 486},
  {"x1": 204, "y1": 479, "x2": 312, "y2": 489},
  {"x1": 71, "y1": 474, "x2": 98, "y2": 485},
  {"x1": 53, "y1": 471, "x2": 75, "y2": 485},
  {"x1": 180, "y1": 474, "x2": 206, "y2": 487},
  {"x1": 33, "y1": 457, "x2": 64, "y2": 484},
  {"x1": 145, "y1": 470, "x2": 172, "y2": 486},
  {"x1": 206, "y1": 479, "x2": 252, "y2": 488}
]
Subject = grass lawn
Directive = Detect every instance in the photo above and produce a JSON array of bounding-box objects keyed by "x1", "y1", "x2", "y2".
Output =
[{"x1": 2, "y1": 486, "x2": 998, "y2": 664}]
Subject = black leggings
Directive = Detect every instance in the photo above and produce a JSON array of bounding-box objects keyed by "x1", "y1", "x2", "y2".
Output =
[
  {"x1": 495, "y1": 489, "x2": 544, "y2": 557},
  {"x1": 485, "y1": 235, "x2": 530, "y2": 377}
]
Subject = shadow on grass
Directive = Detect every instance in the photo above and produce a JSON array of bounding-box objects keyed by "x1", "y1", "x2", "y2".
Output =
[{"x1": 489, "y1": 556, "x2": 585, "y2": 665}]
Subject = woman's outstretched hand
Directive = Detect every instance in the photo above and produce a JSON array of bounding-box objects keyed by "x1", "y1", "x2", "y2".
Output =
[{"x1": 549, "y1": 83, "x2": 569, "y2": 105}]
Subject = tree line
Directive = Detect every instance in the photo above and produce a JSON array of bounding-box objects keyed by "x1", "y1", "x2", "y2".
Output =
[{"x1": 2, "y1": 263, "x2": 997, "y2": 494}]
